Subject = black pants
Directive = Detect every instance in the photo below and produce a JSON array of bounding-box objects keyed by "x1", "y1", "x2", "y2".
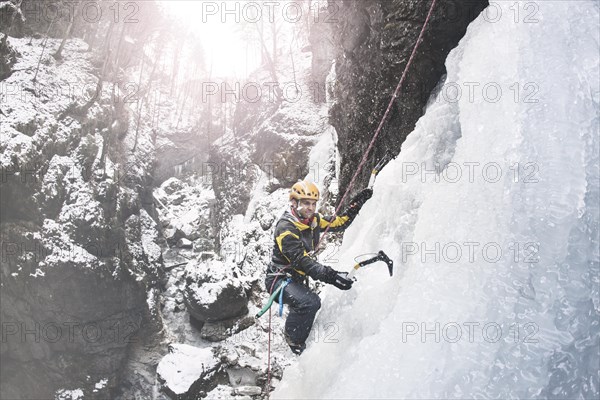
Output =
[{"x1": 265, "y1": 275, "x2": 321, "y2": 344}]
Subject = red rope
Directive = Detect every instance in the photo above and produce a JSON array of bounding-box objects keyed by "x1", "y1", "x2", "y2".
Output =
[
  {"x1": 316, "y1": 0, "x2": 438, "y2": 251},
  {"x1": 265, "y1": 306, "x2": 273, "y2": 397},
  {"x1": 264, "y1": 275, "x2": 281, "y2": 397}
]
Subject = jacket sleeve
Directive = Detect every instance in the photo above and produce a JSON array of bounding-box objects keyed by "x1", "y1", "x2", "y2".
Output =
[
  {"x1": 275, "y1": 223, "x2": 336, "y2": 282},
  {"x1": 317, "y1": 210, "x2": 357, "y2": 233}
]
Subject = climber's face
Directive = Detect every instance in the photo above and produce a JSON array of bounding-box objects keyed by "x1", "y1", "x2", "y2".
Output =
[{"x1": 296, "y1": 199, "x2": 317, "y2": 219}]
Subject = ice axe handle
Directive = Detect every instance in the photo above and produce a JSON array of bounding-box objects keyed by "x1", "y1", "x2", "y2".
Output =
[
  {"x1": 368, "y1": 152, "x2": 393, "y2": 189},
  {"x1": 368, "y1": 174, "x2": 377, "y2": 189},
  {"x1": 347, "y1": 263, "x2": 361, "y2": 280}
]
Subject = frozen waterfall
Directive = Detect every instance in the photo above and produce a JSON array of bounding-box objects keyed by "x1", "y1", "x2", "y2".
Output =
[{"x1": 273, "y1": 1, "x2": 599, "y2": 399}]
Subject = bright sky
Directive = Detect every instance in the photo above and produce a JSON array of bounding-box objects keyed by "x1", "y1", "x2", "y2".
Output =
[{"x1": 159, "y1": 1, "x2": 260, "y2": 78}]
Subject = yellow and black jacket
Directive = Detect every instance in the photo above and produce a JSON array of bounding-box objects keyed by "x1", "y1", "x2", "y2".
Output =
[{"x1": 269, "y1": 208, "x2": 358, "y2": 283}]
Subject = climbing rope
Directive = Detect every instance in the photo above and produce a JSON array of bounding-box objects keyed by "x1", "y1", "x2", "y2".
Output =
[
  {"x1": 264, "y1": 274, "x2": 282, "y2": 397},
  {"x1": 315, "y1": 0, "x2": 438, "y2": 252},
  {"x1": 266, "y1": 305, "x2": 273, "y2": 396}
]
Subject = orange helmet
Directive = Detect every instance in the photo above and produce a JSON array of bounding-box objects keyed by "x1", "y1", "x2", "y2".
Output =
[{"x1": 289, "y1": 180, "x2": 320, "y2": 201}]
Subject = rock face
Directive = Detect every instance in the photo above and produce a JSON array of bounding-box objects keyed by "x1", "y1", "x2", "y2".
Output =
[
  {"x1": 308, "y1": 7, "x2": 336, "y2": 103},
  {"x1": 0, "y1": 34, "x2": 19, "y2": 80},
  {"x1": 208, "y1": 48, "x2": 332, "y2": 247},
  {"x1": 328, "y1": 0, "x2": 488, "y2": 200},
  {"x1": 0, "y1": 38, "x2": 165, "y2": 399},
  {"x1": 154, "y1": 130, "x2": 210, "y2": 185},
  {"x1": 0, "y1": 224, "x2": 147, "y2": 398}
]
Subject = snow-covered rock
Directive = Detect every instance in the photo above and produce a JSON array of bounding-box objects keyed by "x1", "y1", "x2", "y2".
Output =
[
  {"x1": 155, "y1": 179, "x2": 217, "y2": 247},
  {"x1": 226, "y1": 367, "x2": 259, "y2": 388},
  {"x1": 200, "y1": 315, "x2": 255, "y2": 342},
  {"x1": 177, "y1": 238, "x2": 193, "y2": 249},
  {"x1": 183, "y1": 260, "x2": 249, "y2": 323},
  {"x1": 0, "y1": 36, "x2": 164, "y2": 399},
  {"x1": 162, "y1": 177, "x2": 186, "y2": 195},
  {"x1": 157, "y1": 343, "x2": 221, "y2": 398},
  {"x1": 234, "y1": 386, "x2": 262, "y2": 396},
  {"x1": 204, "y1": 384, "x2": 235, "y2": 399}
]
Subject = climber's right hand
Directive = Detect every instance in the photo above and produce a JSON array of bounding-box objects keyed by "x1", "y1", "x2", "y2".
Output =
[{"x1": 324, "y1": 268, "x2": 354, "y2": 290}]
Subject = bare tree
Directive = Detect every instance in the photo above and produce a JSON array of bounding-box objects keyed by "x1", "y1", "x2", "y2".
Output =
[
  {"x1": 53, "y1": 0, "x2": 80, "y2": 59},
  {"x1": 255, "y1": 22, "x2": 280, "y2": 98},
  {"x1": 271, "y1": 17, "x2": 278, "y2": 66},
  {"x1": 132, "y1": 55, "x2": 145, "y2": 152},
  {"x1": 33, "y1": 16, "x2": 58, "y2": 82},
  {"x1": 82, "y1": 19, "x2": 115, "y2": 110},
  {"x1": 170, "y1": 39, "x2": 184, "y2": 96}
]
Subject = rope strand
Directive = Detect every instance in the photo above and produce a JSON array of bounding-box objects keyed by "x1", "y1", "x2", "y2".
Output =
[
  {"x1": 264, "y1": 275, "x2": 281, "y2": 397},
  {"x1": 316, "y1": 0, "x2": 438, "y2": 251}
]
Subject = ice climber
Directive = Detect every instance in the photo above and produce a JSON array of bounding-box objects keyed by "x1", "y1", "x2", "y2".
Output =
[{"x1": 265, "y1": 180, "x2": 373, "y2": 355}]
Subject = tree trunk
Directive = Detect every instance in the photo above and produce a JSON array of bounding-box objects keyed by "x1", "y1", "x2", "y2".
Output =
[
  {"x1": 83, "y1": 20, "x2": 115, "y2": 111},
  {"x1": 170, "y1": 39, "x2": 184, "y2": 96},
  {"x1": 112, "y1": 22, "x2": 127, "y2": 79},
  {"x1": 53, "y1": 1, "x2": 80, "y2": 60},
  {"x1": 255, "y1": 23, "x2": 280, "y2": 98},
  {"x1": 133, "y1": 57, "x2": 146, "y2": 152},
  {"x1": 306, "y1": 0, "x2": 312, "y2": 36},
  {"x1": 110, "y1": 22, "x2": 127, "y2": 100},
  {"x1": 33, "y1": 17, "x2": 57, "y2": 82},
  {"x1": 290, "y1": 29, "x2": 298, "y2": 95},
  {"x1": 271, "y1": 19, "x2": 277, "y2": 66}
]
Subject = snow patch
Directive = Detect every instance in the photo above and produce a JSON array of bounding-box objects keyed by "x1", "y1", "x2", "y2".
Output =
[{"x1": 156, "y1": 344, "x2": 218, "y2": 396}]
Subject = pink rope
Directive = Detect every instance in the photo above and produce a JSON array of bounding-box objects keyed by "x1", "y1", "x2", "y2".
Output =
[
  {"x1": 316, "y1": 0, "x2": 438, "y2": 250},
  {"x1": 264, "y1": 275, "x2": 281, "y2": 397}
]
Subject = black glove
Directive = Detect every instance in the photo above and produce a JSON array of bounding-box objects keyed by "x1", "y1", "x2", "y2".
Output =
[
  {"x1": 352, "y1": 188, "x2": 373, "y2": 206},
  {"x1": 331, "y1": 271, "x2": 354, "y2": 290},
  {"x1": 346, "y1": 188, "x2": 373, "y2": 218},
  {"x1": 323, "y1": 267, "x2": 354, "y2": 290}
]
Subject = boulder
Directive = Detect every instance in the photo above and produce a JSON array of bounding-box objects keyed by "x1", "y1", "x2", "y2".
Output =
[
  {"x1": 177, "y1": 238, "x2": 193, "y2": 249},
  {"x1": 200, "y1": 315, "x2": 255, "y2": 342},
  {"x1": 156, "y1": 344, "x2": 221, "y2": 399},
  {"x1": 179, "y1": 222, "x2": 201, "y2": 241},
  {"x1": 161, "y1": 177, "x2": 185, "y2": 195},
  {"x1": 227, "y1": 367, "x2": 258, "y2": 387},
  {"x1": 164, "y1": 227, "x2": 185, "y2": 247},
  {"x1": 183, "y1": 261, "x2": 248, "y2": 323},
  {"x1": 234, "y1": 386, "x2": 262, "y2": 396},
  {"x1": 193, "y1": 239, "x2": 215, "y2": 253}
]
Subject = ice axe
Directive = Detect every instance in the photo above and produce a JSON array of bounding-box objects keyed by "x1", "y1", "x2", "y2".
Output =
[{"x1": 348, "y1": 250, "x2": 394, "y2": 280}]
